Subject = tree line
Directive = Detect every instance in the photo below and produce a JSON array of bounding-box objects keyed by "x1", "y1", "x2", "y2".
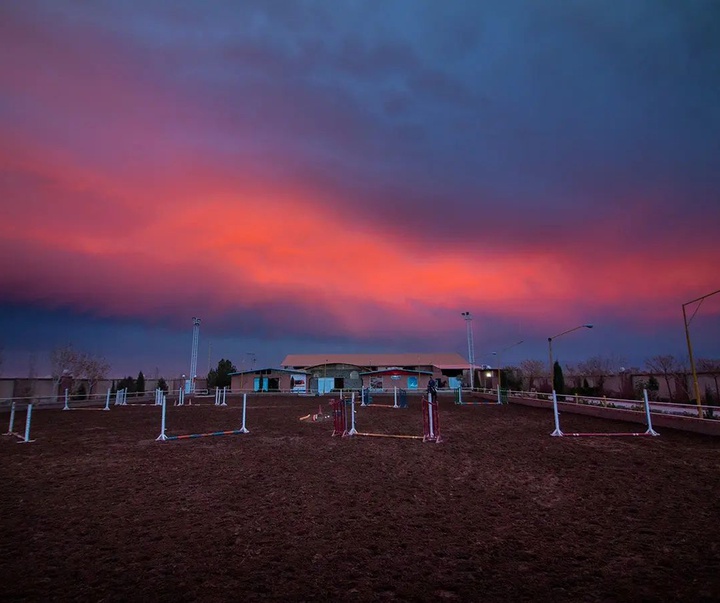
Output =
[{"x1": 494, "y1": 355, "x2": 720, "y2": 403}]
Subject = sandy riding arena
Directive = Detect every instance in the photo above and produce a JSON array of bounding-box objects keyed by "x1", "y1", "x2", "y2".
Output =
[{"x1": 1, "y1": 394, "x2": 719, "y2": 602}]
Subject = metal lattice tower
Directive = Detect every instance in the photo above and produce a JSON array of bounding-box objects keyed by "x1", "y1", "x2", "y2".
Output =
[
  {"x1": 189, "y1": 317, "x2": 201, "y2": 391},
  {"x1": 461, "y1": 312, "x2": 475, "y2": 389}
]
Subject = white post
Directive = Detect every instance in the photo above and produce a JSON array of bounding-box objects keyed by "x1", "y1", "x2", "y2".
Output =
[
  {"x1": 393, "y1": 386, "x2": 398, "y2": 408},
  {"x1": 221, "y1": 387, "x2": 227, "y2": 406},
  {"x1": 497, "y1": 383, "x2": 502, "y2": 405},
  {"x1": 239, "y1": 393, "x2": 249, "y2": 433},
  {"x1": 427, "y1": 393, "x2": 435, "y2": 439},
  {"x1": 180, "y1": 388, "x2": 184, "y2": 406},
  {"x1": 551, "y1": 390, "x2": 564, "y2": 436},
  {"x1": 21, "y1": 403, "x2": 33, "y2": 443},
  {"x1": 63, "y1": 388, "x2": 70, "y2": 411},
  {"x1": 214, "y1": 387, "x2": 219, "y2": 405},
  {"x1": 156, "y1": 396, "x2": 168, "y2": 441},
  {"x1": 6, "y1": 401, "x2": 16, "y2": 434},
  {"x1": 104, "y1": 388, "x2": 111, "y2": 411},
  {"x1": 643, "y1": 389, "x2": 660, "y2": 436},
  {"x1": 347, "y1": 392, "x2": 358, "y2": 436}
]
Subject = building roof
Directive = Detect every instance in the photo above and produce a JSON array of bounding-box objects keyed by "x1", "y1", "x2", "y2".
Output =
[
  {"x1": 228, "y1": 367, "x2": 311, "y2": 376},
  {"x1": 360, "y1": 368, "x2": 434, "y2": 376},
  {"x1": 281, "y1": 353, "x2": 469, "y2": 369}
]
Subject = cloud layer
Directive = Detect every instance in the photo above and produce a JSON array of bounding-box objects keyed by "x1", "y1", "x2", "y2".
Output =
[{"x1": 1, "y1": 1, "x2": 719, "y2": 374}]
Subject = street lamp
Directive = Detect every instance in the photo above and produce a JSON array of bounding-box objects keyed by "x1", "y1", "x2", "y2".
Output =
[
  {"x1": 492, "y1": 340, "x2": 524, "y2": 404},
  {"x1": 683, "y1": 289, "x2": 720, "y2": 419},
  {"x1": 461, "y1": 312, "x2": 476, "y2": 389},
  {"x1": 548, "y1": 324, "x2": 593, "y2": 392}
]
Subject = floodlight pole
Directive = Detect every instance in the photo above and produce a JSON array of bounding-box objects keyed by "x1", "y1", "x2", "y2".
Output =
[
  {"x1": 683, "y1": 289, "x2": 720, "y2": 419},
  {"x1": 547, "y1": 324, "x2": 593, "y2": 392},
  {"x1": 461, "y1": 312, "x2": 475, "y2": 390},
  {"x1": 189, "y1": 317, "x2": 201, "y2": 393}
]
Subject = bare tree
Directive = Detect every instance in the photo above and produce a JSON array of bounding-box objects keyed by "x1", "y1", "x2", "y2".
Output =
[
  {"x1": 577, "y1": 355, "x2": 614, "y2": 395},
  {"x1": 672, "y1": 357, "x2": 691, "y2": 402},
  {"x1": 50, "y1": 344, "x2": 85, "y2": 400},
  {"x1": 77, "y1": 354, "x2": 110, "y2": 396},
  {"x1": 519, "y1": 359, "x2": 545, "y2": 391},
  {"x1": 698, "y1": 358, "x2": 720, "y2": 403},
  {"x1": 645, "y1": 355, "x2": 678, "y2": 402},
  {"x1": 563, "y1": 363, "x2": 582, "y2": 391}
]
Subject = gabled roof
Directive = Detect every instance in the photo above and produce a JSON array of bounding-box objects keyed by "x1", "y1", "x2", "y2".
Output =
[
  {"x1": 281, "y1": 353, "x2": 469, "y2": 369},
  {"x1": 360, "y1": 367, "x2": 434, "y2": 376},
  {"x1": 228, "y1": 367, "x2": 311, "y2": 376}
]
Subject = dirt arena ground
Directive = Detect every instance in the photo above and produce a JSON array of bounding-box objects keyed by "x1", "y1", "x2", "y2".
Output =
[{"x1": 1, "y1": 393, "x2": 719, "y2": 602}]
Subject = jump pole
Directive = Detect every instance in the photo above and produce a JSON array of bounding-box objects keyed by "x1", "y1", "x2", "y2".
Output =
[
  {"x1": 239, "y1": 393, "x2": 249, "y2": 433},
  {"x1": 63, "y1": 388, "x2": 70, "y2": 411},
  {"x1": 393, "y1": 387, "x2": 398, "y2": 408},
  {"x1": 5, "y1": 401, "x2": 16, "y2": 435},
  {"x1": 551, "y1": 391, "x2": 563, "y2": 436},
  {"x1": 156, "y1": 397, "x2": 168, "y2": 440},
  {"x1": 4, "y1": 402, "x2": 34, "y2": 443},
  {"x1": 422, "y1": 393, "x2": 442, "y2": 443},
  {"x1": 346, "y1": 392, "x2": 358, "y2": 436},
  {"x1": 20, "y1": 404, "x2": 34, "y2": 443},
  {"x1": 643, "y1": 389, "x2": 660, "y2": 436},
  {"x1": 104, "y1": 388, "x2": 111, "y2": 411}
]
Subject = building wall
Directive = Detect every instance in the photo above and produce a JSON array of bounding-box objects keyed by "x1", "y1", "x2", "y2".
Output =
[{"x1": 230, "y1": 372, "x2": 307, "y2": 392}]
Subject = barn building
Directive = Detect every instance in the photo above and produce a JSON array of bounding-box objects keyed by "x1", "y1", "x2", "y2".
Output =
[{"x1": 280, "y1": 353, "x2": 470, "y2": 394}]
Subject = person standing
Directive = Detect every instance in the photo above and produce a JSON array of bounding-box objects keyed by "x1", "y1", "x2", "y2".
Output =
[{"x1": 427, "y1": 377, "x2": 438, "y2": 400}]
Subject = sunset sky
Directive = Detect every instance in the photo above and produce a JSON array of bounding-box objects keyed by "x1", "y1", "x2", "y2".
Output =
[{"x1": 1, "y1": 0, "x2": 719, "y2": 378}]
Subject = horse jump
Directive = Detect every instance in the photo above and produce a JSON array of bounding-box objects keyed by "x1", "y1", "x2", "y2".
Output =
[
  {"x1": 331, "y1": 393, "x2": 441, "y2": 443},
  {"x1": 551, "y1": 389, "x2": 660, "y2": 437},
  {"x1": 156, "y1": 393, "x2": 250, "y2": 442}
]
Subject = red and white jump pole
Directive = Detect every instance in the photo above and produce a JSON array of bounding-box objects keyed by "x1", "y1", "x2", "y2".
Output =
[{"x1": 423, "y1": 394, "x2": 442, "y2": 443}]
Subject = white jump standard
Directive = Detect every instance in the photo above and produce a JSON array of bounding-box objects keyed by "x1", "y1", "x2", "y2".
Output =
[{"x1": 4, "y1": 402, "x2": 35, "y2": 444}]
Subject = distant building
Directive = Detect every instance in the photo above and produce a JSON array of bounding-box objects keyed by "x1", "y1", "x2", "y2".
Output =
[
  {"x1": 280, "y1": 353, "x2": 470, "y2": 393},
  {"x1": 228, "y1": 368, "x2": 311, "y2": 392}
]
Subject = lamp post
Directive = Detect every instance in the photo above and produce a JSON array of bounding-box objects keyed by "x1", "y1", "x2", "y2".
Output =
[
  {"x1": 461, "y1": 312, "x2": 476, "y2": 390},
  {"x1": 492, "y1": 340, "x2": 524, "y2": 404},
  {"x1": 548, "y1": 324, "x2": 593, "y2": 392},
  {"x1": 683, "y1": 289, "x2": 720, "y2": 419}
]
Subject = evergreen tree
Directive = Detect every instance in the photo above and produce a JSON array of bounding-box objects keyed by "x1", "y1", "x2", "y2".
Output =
[
  {"x1": 553, "y1": 361, "x2": 565, "y2": 394},
  {"x1": 647, "y1": 375, "x2": 660, "y2": 399},
  {"x1": 209, "y1": 358, "x2": 237, "y2": 389},
  {"x1": 136, "y1": 371, "x2": 146, "y2": 395},
  {"x1": 157, "y1": 377, "x2": 168, "y2": 393}
]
